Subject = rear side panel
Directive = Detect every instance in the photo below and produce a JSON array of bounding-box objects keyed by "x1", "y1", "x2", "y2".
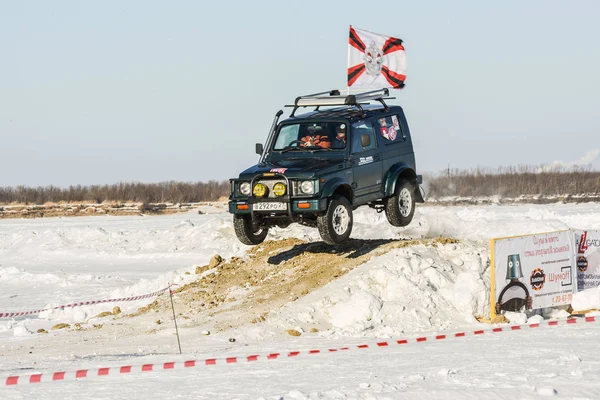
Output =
[
  {"x1": 373, "y1": 108, "x2": 423, "y2": 202},
  {"x1": 374, "y1": 108, "x2": 416, "y2": 175}
]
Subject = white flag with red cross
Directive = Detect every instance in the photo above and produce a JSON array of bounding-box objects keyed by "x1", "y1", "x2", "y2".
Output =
[{"x1": 347, "y1": 26, "x2": 406, "y2": 89}]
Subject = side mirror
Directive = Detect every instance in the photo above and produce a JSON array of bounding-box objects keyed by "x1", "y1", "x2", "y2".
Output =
[
  {"x1": 361, "y1": 134, "x2": 370, "y2": 148},
  {"x1": 255, "y1": 143, "x2": 264, "y2": 155}
]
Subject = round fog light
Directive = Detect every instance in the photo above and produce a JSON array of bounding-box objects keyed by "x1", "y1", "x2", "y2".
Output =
[
  {"x1": 273, "y1": 183, "x2": 286, "y2": 197},
  {"x1": 253, "y1": 183, "x2": 267, "y2": 197}
]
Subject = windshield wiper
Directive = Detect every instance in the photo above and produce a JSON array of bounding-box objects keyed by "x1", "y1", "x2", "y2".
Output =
[
  {"x1": 280, "y1": 145, "x2": 332, "y2": 153},
  {"x1": 280, "y1": 147, "x2": 305, "y2": 153}
]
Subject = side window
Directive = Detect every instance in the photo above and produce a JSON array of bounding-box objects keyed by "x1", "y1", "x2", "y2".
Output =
[
  {"x1": 273, "y1": 125, "x2": 300, "y2": 149},
  {"x1": 351, "y1": 121, "x2": 377, "y2": 154},
  {"x1": 375, "y1": 115, "x2": 405, "y2": 145}
]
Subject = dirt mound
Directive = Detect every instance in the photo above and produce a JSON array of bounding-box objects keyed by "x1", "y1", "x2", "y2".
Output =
[{"x1": 136, "y1": 237, "x2": 459, "y2": 333}]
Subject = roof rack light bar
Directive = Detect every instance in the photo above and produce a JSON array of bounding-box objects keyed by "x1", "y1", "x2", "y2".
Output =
[{"x1": 287, "y1": 88, "x2": 391, "y2": 116}]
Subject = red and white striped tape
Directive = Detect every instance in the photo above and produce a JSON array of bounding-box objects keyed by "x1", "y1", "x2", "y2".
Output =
[
  {"x1": 2, "y1": 316, "x2": 597, "y2": 387},
  {"x1": 0, "y1": 287, "x2": 170, "y2": 319}
]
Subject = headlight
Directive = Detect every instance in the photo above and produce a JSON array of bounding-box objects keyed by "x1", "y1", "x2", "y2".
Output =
[
  {"x1": 239, "y1": 182, "x2": 251, "y2": 195},
  {"x1": 273, "y1": 182, "x2": 286, "y2": 197},
  {"x1": 253, "y1": 183, "x2": 267, "y2": 197},
  {"x1": 300, "y1": 180, "x2": 315, "y2": 195}
]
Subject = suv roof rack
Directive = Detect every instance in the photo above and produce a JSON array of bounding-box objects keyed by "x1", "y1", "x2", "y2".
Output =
[{"x1": 286, "y1": 88, "x2": 395, "y2": 117}]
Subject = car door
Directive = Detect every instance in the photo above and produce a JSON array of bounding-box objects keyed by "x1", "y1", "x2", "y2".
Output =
[{"x1": 350, "y1": 120, "x2": 383, "y2": 203}]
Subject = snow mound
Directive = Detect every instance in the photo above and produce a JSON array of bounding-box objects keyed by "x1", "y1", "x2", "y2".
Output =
[
  {"x1": 571, "y1": 286, "x2": 600, "y2": 311},
  {"x1": 267, "y1": 241, "x2": 489, "y2": 336}
]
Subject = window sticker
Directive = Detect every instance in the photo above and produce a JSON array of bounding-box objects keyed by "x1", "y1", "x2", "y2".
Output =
[
  {"x1": 389, "y1": 115, "x2": 400, "y2": 141},
  {"x1": 379, "y1": 118, "x2": 389, "y2": 140},
  {"x1": 391, "y1": 115, "x2": 400, "y2": 131},
  {"x1": 388, "y1": 125, "x2": 397, "y2": 141}
]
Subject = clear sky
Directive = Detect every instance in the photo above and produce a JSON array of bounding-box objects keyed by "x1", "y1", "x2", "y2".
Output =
[{"x1": 1, "y1": 0, "x2": 599, "y2": 187}]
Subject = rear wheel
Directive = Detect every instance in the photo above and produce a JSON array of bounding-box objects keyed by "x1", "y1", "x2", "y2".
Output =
[
  {"x1": 317, "y1": 196, "x2": 353, "y2": 245},
  {"x1": 233, "y1": 214, "x2": 268, "y2": 245},
  {"x1": 385, "y1": 180, "x2": 416, "y2": 227}
]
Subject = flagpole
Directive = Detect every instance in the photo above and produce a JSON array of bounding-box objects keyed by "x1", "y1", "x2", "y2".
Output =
[{"x1": 347, "y1": 25, "x2": 351, "y2": 96}]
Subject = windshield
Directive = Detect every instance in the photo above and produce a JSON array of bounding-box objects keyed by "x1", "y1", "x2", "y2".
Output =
[{"x1": 273, "y1": 122, "x2": 347, "y2": 151}]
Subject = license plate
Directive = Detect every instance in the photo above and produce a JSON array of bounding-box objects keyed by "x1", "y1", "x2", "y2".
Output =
[{"x1": 253, "y1": 202, "x2": 287, "y2": 211}]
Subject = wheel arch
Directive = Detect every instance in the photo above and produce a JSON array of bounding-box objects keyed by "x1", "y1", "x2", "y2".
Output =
[
  {"x1": 384, "y1": 163, "x2": 424, "y2": 203},
  {"x1": 321, "y1": 178, "x2": 354, "y2": 205}
]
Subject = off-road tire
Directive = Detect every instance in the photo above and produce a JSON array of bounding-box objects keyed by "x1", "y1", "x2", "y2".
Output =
[
  {"x1": 317, "y1": 196, "x2": 353, "y2": 245},
  {"x1": 385, "y1": 180, "x2": 416, "y2": 227},
  {"x1": 233, "y1": 214, "x2": 268, "y2": 245}
]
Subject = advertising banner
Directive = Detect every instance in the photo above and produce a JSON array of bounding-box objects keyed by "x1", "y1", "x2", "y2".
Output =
[
  {"x1": 492, "y1": 231, "x2": 575, "y2": 315},
  {"x1": 574, "y1": 230, "x2": 600, "y2": 291}
]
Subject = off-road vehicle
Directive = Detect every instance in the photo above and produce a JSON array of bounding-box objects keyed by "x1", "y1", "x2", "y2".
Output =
[{"x1": 229, "y1": 89, "x2": 423, "y2": 245}]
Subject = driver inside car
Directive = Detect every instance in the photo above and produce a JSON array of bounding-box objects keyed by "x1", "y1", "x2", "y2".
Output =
[{"x1": 300, "y1": 126, "x2": 331, "y2": 148}]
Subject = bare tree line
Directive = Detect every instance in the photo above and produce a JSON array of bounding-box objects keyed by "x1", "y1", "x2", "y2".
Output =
[
  {"x1": 426, "y1": 165, "x2": 600, "y2": 198},
  {"x1": 0, "y1": 181, "x2": 230, "y2": 205},
  {"x1": 1, "y1": 166, "x2": 599, "y2": 205}
]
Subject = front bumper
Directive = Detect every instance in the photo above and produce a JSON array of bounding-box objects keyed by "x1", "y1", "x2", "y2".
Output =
[{"x1": 229, "y1": 198, "x2": 327, "y2": 215}]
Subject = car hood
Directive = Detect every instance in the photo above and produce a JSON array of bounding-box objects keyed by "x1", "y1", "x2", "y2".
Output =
[{"x1": 238, "y1": 158, "x2": 345, "y2": 179}]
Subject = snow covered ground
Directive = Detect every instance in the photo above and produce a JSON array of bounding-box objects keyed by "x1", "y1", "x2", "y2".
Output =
[{"x1": 2, "y1": 202, "x2": 600, "y2": 399}]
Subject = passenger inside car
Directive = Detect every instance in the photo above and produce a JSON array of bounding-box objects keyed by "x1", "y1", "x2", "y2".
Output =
[{"x1": 332, "y1": 124, "x2": 347, "y2": 149}]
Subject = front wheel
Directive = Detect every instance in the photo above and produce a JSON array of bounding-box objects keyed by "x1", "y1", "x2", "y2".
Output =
[
  {"x1": 233, "y1": 214, "x2": 268, "y2": 245},
  {"x1": 317, "y1": 196, "x2": 353, "y2": 245},
  {"x1": 385, "y1": 180, "x2": 416, "y2": 227}
]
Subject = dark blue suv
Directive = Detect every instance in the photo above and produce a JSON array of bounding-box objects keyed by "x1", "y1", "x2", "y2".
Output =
[{"x1": 229, "y1": 89, "x2": 423, "y2": 245}]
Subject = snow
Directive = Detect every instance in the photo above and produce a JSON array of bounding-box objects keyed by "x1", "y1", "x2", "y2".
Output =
[
  {"x1": 572, "y1": 286, "x2": 600, "y2": 311},
  {"x1": 267, "y1": 243, "x2": 489, "y2": 336},
  {"x1": 2, "y1": 202, "x2": 600, "y2": 398}
]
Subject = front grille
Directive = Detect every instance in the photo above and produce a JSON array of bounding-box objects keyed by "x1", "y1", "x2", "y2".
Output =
[{"x1": 255, "y1": 179, "x2": 289, "y2": 198}]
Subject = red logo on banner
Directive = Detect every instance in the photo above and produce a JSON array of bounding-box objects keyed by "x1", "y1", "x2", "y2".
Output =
[{"x1": 578, "y1": 232, "x2": 588, "y2": 254}]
